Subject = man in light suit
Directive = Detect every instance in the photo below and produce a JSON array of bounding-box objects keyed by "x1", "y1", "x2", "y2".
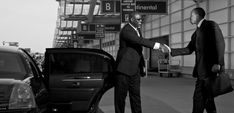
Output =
[
  {"x1": 170, "y1": 7, "x2": 225, "y2": 113},
  {"x1": 114, "y1": 12, "x2": 169, "y2": 113}
]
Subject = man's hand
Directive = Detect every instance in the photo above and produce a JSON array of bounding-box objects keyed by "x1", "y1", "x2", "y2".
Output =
[
  {"x1": 211, "y1": 64, "x2": 221, "y2": 73},
  {"x1": 159, "y1": 44, "x2": 171, "y2": 53}
]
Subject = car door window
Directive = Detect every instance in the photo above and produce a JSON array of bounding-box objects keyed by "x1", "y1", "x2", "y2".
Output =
[{"x1": 49, "y1": 53, "x2": 110, "y2": 75}]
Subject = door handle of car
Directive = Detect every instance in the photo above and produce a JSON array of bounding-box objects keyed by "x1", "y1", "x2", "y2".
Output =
[
  {"x1": 67, "y1": 76, "x2": 91, "y2": 79},
  {"x1": 72, "y1": 82, "x2": 80, "y2": 86}
]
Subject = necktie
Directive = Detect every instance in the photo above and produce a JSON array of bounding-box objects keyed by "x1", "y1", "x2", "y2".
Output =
[{"x1": 137, "y1": 28, "x2": 142, "y2": 37}]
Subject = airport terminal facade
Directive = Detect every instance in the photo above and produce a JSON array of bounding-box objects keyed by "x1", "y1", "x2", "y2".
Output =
[{"x1": 54, "y1": 0, "x2": 234, "y2": 77}]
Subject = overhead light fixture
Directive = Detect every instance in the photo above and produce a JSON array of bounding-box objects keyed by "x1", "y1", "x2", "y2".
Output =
[{"x1": 81, "y1": 21, "x2": 86, "y2": 24}]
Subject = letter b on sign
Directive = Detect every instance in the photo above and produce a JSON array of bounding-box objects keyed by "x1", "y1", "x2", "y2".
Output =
[{"x1": 101, "y1": 0, "x2": 114, "y2": 13}]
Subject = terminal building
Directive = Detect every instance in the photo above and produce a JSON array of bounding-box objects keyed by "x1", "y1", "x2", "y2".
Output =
[{"x1": 53, "y1": 0, "x2": 234, "y2": 78}]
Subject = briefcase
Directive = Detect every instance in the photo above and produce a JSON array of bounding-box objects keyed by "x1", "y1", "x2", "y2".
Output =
[{"x1": 205, "y1": 72, "x2": 233, "y2": 97}]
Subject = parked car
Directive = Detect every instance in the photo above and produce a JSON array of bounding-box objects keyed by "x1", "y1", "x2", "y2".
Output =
[
  {"x1": 43, "y1": 48, "x2": 115, "y2": 113},
  {"x1": 0, "y1": 46, "x2": 49, "y2": 113}
]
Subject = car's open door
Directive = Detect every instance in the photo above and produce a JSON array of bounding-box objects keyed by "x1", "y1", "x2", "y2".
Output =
[{"x1": 44, "y1": 48, "x2": 115, "y2": 112}]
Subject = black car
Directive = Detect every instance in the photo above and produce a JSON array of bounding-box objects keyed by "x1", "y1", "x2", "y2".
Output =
[
  {"x1": 0, "y1": 46, "x2": 49, "y2": 113},
  {"x1": 43, "y1": 48, "x2": 115, "y2": 113}
]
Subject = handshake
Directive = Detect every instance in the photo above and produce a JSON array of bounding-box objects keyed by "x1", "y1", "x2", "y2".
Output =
[{"x1": 159, "y1": 44, "x2": 171, "y2": 53}]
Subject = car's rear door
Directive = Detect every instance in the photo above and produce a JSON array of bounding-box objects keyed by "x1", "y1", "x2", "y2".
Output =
[{"x1": 46, "y1": 48, "x2": 114, "y2": 111}]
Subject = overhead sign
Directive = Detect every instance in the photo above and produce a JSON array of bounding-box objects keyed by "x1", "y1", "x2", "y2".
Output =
[
  {"x1": 121, "y1": 0, "x2": 136, "y2": 23},
  {"x1": 102, "y1": 0, "x2": 168, "y2": 20},
  {"x1": 78, "y1": 34, "x2": 96, "y2": 40},
  {"x1": 101, "y1": 0, "x2": 120, "y2": 14},
  {"x1": 9, "y1": 42, "x2": 19, "y2": 47},
  {"x1": 105, "y1": 24, "x2": 120, "y2": 32},
  {"x1": 81, "y1": 24, "x2": 120, "y2": 32},
  {"x1": 136, "y1": 0, "x2": 168, "y2": 14}
]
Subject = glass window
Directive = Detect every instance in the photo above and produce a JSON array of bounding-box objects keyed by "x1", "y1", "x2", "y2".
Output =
[
  {"x1": 145, "y1": 22, "x2": 151, "y2": 31},
  {"x1": 0, "y1": 53, "x2": 27, "y2": 79},
  {"x1": 171, "y1": 22, "x2": 181, "y2": 33},
  {"x1": 161, "y1": 26, "x2": 169, "y2": 36},
  {"x1": 65, "y1": 3, "x2": 73, "y2": 15},
  {"x1": 171, "y1": 11, "x2": 181, "y2": 23},
  {"x1": 169, "y1": 0, "x2": 177, "y2": 4},
  {"x1": 183, "y1": 0, "x2": 195, "y2": 8},
  {"x1": 171, "y1": 43, "x2": 182, "y2": 48},
  {"x1": 184, "y1": 55, "x2": 195, "y2": 67},
  {"x1": 152, "y1": 29, "x2": 159, "y2": 37},
  {"x1": 209, "y1": 9, "x2": 228, "y2": 24},
  {"x1": 152, "y1": 15, "x2": 159, "y2": 20},
  {"x1": 73, "y1": 21, "x2": 78, "y2": 28},
  {"x1": 209, "y1": 0, "x2": 228, "y2": 12},
  {"x1": 199, "y1": 1, "x2": 207, "y2": 10},
  {"x1": 171, "y1": 33, "x2": 182, "y2": 43},
  {"x1": 60, "y1": 0, "x2": 65, "y2": 15},
  {"x1": 224, "y1": 38, "x2": 228, "y2": 52},
  {"x1": 184, "y1": 6, "x2": 196, "y2": 19},
  {"x1": 152, "y1": 20, "x2": 159, "y2": 29},
  {"x1": 171, "y1": 56, "x2": 182, "y2": 66},
  {"x1": 145, "y1": 31, "x2": 151, "y2": 38},
  {"x1": 61, "y1": 20, "x2": 66, "y2": 27},
  {"x1": 82, "y1": 4, "x2": 90, "y2": 15},
  {"x1": 232, "y1": 22, "x2": 234, "y2": 36},
  {"x1": 184, "y1": 30, "x2": 194, "y2": 42},
  {"x1": 183, "y1": 42, "x2": 189, "y2": 47},
  {"x1": 171, "y1": 0, "x2": 181, "y2": 12},
  {"x1": 219, "y1": 24, "x2": 228, "y2": 37},
  {"x1": 145, "y1": 15, "x2": 152, "y2": 22},
  {"x1": 231, "y1": 53, "x2": 234, "y2": 69},
  {"x1": 93, "y1": 4, "x2": 100, "y2": 15},
  {"x1": 231, "y1": 37, "x2": 234, "y2": 51},
  {"x1": 74, "y1": 4, "x2": 82, "y2": 14},
  {"x1": 232, "y1": 7, "x2": 234, "y2": 21},
  {"x1": 49, "y1": 53, "x2": 110, "y2": 74},
  {"x1": 161, "y1": 16, "x2": 169, "y2": 26},
  {"x1": 224, "y1": 54, "x2": 228, "y2": 69},
  {"x1": 184, "y1": 19, "x2": 195, "y2": 31},
  {"x1": 67, "y1": 21, "x2": 72, "y2": 27}
]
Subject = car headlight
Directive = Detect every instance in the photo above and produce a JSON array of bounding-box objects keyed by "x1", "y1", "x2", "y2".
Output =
[{"x1": 8, "y1": 83, "x2": 36, "y2": 109}]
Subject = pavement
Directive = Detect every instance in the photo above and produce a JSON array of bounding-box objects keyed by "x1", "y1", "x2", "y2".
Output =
[{"x1": 98, "y1": 75, "x2": 234, "y2": 113}]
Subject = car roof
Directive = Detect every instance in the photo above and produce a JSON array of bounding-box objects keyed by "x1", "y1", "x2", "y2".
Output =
[{"x1": 0, "y1": 46, "x2": 21, "y2": 53}]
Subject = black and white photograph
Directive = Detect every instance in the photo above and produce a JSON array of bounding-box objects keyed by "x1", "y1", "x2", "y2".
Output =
[{"x1": 0, "y1": 0, "x2": 234, "y2": 113}]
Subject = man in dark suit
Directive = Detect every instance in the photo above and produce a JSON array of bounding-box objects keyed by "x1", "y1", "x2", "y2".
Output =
[
  {"x1": 170, "y1": 7, "x2": 225, "y2": 113},
  {"x1": 114, "y1": 12, "x2": 169, "y2": 113}
]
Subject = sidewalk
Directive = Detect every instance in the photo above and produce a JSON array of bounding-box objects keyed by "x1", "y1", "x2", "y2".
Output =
[{"x1": 98, "y1": 75, "x2": 234, "y2": 113}]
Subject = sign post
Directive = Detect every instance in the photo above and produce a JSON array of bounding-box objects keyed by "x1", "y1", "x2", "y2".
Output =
[{"x1": 95, "y1": 24, "x2": 105, "y2": 39}]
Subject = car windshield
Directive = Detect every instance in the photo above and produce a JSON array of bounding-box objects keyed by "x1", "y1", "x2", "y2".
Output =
[
  {"x1": 49, "y1": 53, "x2": 109, "y2": 74},
  {"x1": 0, "y1": 52, "x2": 27, "y2": 78}
]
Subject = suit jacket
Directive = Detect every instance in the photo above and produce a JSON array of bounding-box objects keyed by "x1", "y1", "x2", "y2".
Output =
[
  {"x1": 171, "y1": 20, "x2": 225, "y2": 79},
  {"x1": 115, "y1": 23, "x2": 155, "y2": 76}
]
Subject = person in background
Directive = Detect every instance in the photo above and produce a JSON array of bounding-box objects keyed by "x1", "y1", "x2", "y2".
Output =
[
  {"x1": 114, "y1": 11, "x2": 170, "y2": 113},
  {"x1": 169, "y1": 7, "x2": 225, "y2": 113}
]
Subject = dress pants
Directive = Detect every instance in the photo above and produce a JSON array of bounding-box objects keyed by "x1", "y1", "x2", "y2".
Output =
[
  {"x1": 114, "y1": 72, "x2": 142, "y2": 113},
  {"x1": 192, "y1": 79, "x2": 217, "y2": 113}
]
